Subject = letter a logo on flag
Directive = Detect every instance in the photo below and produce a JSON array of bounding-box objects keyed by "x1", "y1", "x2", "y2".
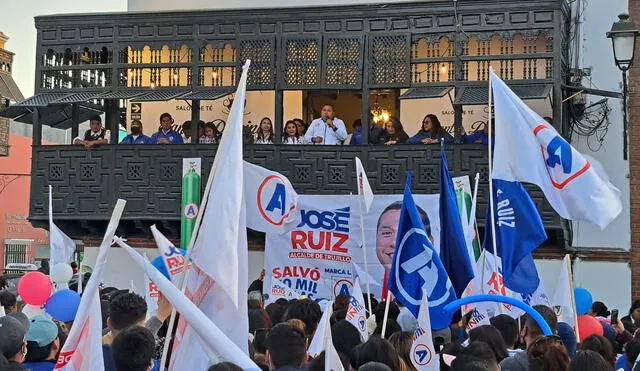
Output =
[{"x1": 410, "y1": 290, "x2": 438, "y2": 371}]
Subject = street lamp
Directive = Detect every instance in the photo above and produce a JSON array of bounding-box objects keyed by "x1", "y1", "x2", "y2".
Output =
[{"x1": 607, "y1": 13, "x2": 640, "y2": 160}]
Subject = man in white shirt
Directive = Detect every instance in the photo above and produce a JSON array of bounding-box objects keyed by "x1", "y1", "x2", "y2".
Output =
[
  {"x1": 304, "y1": 104, "x2": 348, "y2": 145},
  {"x1": 73, "y1": 115, "x2": 110, "y2": 149}
]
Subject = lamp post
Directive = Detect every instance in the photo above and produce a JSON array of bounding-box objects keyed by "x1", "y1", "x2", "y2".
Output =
[{"x1": 607, "y1": 13, "x2": 640, "y2": 160}]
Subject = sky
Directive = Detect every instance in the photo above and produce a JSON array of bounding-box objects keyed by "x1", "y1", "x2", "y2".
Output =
[{"x1": 2, "y1": 0, "x2": 127, "y2": 98}]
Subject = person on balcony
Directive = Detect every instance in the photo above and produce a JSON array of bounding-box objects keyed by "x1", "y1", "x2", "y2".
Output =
[
  {"x1": 461, "y1": 122, "x2": 491, "y2": 145},
  {"x1": 73, "y1": 115, "x2": 110, "y2": 148},
  {"x1": 305, "y1": 104, "x2": 347, "y2": 145},
  {"x1": 407, "y1": 114, "x2": 453, "y2": 145},
  {"x1": 293, "y1": 118, "x2": 306, "y2": 138},
  {"x1": 199, "y1": 122, "x2": 218, "y2": 144},
  {"x1": 282, "y1": 120, "x2": 307, "y2": 144},
  {"x1": 181, "y1": 121, "x2": 193, "y2": 143},
  {"x1": 120, "y1": 120, "x2": 151, "y2": 144},
  {"x1": 347, "y1": 119, "x2": 363, "y2": 145},
  {"x1": 150, "y1": 113, "x2": 183, "y2": 144},
  {"x1": 254, "y1": 117, "x2": 275, "y2": 144},
  {"x1": 382, "y1": 117, "x2": 409, "y2": 145}
]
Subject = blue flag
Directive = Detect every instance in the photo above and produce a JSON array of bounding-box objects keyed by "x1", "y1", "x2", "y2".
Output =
[
  {"x1": 387, "y1": 172, "x2": 457, "y2": 330},
  {"x1": 483, "y1": 179, "x2": 547, "y2": 294},
  {"x1": 439, "y1": 146, "x2": 475, "y2": 297}
]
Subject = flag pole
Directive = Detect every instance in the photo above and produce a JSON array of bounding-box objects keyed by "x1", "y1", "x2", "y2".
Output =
[
  {"x1": 566, "y1": 254, "x2": 580, "y2": 341},
  {"x1": 487, "y1": 68, "x2": 503, "y2": 314},
  {"x1": 380, "y1": 291, "x2": 392, "y2": 338},
  {"x1": 357, "y1": 189, "x2": 374, "y2": 316},
  {"x1": 471, "y1": 173, "x2": 481, "y2": 257}
]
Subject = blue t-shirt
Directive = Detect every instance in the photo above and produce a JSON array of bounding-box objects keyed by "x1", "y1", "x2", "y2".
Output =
[
  {"x1": 22, "y1": 360, "x2": 55, "y2": 371},
  {"x1": 120, "y1": 134, "x2": 151, "y2": 144},
  {"x1": 150, "y1": 129, "x2": 184, "y2": 144},
  {"x1": 462, "y1": 131, "x2": 489, "y2": 145}
]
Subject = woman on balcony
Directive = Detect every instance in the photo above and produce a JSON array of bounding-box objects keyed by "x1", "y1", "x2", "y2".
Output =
[
  {"x1": 293, "y1": 118, "x2": 306, "y2": 138},
  {"x1": 383, "y1": 117, "x2": 409, "y2": 146},
  {"x1": 199, "y1": 122, "x2": 218, "y2": 144},
  {"x1": 407, "y1": 114, "x2": 454, "y2": 145},
  {"x1": 254, "y1": 117, "x2": 275, "y2": 144},
  {"x1": 282, "y1": 120, "x2": 307, "y2": 144}
]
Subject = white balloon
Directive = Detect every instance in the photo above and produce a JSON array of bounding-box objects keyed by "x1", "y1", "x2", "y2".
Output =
[
  {"x1": 50, "y1": 263, "x2": 73, "y2": 284},
  {"x1": 22, "y1": 304, "x2": 44, "y2": 318}
]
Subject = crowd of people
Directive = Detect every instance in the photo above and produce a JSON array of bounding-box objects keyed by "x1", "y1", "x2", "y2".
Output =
[
  {"x1": 74, "y1": 104, "x2": 508, "y2": 148},
  {"x1": 1, "y1": 267, "x2": 639, "y2": 371}
]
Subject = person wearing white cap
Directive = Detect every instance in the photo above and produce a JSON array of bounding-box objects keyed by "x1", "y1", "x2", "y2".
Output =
[{"x1": 22, "y1": 315, "x2": 60, "y2": 371}]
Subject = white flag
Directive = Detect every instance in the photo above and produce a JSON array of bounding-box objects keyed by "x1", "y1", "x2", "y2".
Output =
[
  {"x1": 170, "y1": 61, "x2": 251, "y2": 370},
  {"x1": 49, "y1": 185, "x2": 76, "y2": 267},
  {"x1": 308, "y1": 301, "x2": 345, "y2": 371},
  {"x1": 490, "y1": 69, "x2": 621, "y2": 229},
  {"x1": 552, "y1": 255, "x2": 577, "y2": 328},
  {"x1": 55, "y1": 199, "x2": 126, "y2": 371},
  {"x1": 115, "y1": 239, "x2": 260, "y2": 370},
  {"x1": 243, "y1": 161, "x2": 300, "y2": 234},
  {"x1": 354, "y1": 157, "x2": 374, "y2": 212},
  {"x1": 268, "y1": 277, "x2": 302, "y2": 301},
  {"x1": 345, "y1": 277, "x2": 369, "y2": 341},
  {"x1": 410, "y1": 291, "x2": 438, "y2": 371},
  {"x1": 143, "y1": 254, "x2": 159, "y2": 317},
  {"x1": 151, "y1": 225, "x2": 186, "y2": 283}
]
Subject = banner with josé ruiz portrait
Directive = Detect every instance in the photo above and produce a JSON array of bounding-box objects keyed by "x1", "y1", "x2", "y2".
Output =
[{"x1": 264, "y1": 194, "x2": 440, "y2": 303}]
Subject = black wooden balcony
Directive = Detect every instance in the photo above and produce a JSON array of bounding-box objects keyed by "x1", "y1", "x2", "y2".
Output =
[{"x1": 31, "y1": 144, "x2": 561, "y2": 239}]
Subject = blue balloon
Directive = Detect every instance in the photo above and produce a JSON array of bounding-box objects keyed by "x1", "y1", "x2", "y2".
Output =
[
  {"x1": 574, "y1": 288, "x2": 593, "y2": 315},
  {"x1": 443, "y1": 294, "x2": 553, "y2": 336},
  {"x1": 44, "y1": 289, "x2": 81, "y2": 322},
  {"x1": 151, "y1": 248, "x2": 187, "y2": 280}
]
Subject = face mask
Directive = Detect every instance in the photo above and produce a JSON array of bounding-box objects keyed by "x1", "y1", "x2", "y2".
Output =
[{"x1": 131, "y1": 127, "x2": 141, "y2": 135}]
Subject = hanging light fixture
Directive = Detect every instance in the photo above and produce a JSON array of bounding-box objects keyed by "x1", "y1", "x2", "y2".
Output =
[{"x1": 370, "y1": 94, "x2": 391, "y2": 124}]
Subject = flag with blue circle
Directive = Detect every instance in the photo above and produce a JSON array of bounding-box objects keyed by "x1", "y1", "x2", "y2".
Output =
[{"x1": 387, "y1": 172, "x2": 457, "y2": 330}]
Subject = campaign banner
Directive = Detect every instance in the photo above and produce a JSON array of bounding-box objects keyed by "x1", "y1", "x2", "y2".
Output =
[{"x1": 265, "y1": 194, "x2": 440, "y2": 303}]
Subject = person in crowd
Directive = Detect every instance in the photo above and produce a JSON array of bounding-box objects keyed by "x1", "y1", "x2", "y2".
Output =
[
  {"x1": 590, "y1": 301, "x2": 611, "y2": 318},
  {"x1": 38, "y1": 259, "x2": 50, "y2": 275},
  {"x1": 468, "y1": 325, "x2": 509, "y2": 363},
  {"x1": 526, "y1": 335, "x2": 570, "y2": 371},
  {"x1": 622, "y1": 300, "x2": 640, "y2": 334},
  {"x1": 282, "y1": 120, "x2": 307, "y2": 144},
  {"x1": 120, "y1": 120, "x2": 151, "y2": 144},
  {"x1": 440, "y1": 342, "x2": 464, "y2": 371},
  {"x1": 200, "y1": 122, "x2": 219, "y2": 144},
  {"x1": 293, "y1": 118, "x2": 306, "y2": 137},
  {"x1": 103, "y1": 292, "x2": 148, "y2": 345},
  {"x1": 265, "y1": 323, "x2": 307, "y2": 371},
  {"x1": 304, "y1": 104, "x2": 348, "y2": 145},
  {"x1": 73, "y1": 115, "x2": 110, "y2": 148},
  {"x1": 357, "y1": 361, "x2": 392, "y2": 371},
  {"x1": 22, "y1": 315, "x2": 59, "y2": 371},
  {"x1": 248, "y1": 269, "x2": 265, "y2": 295},
  {"x1": 333, "y1": 295, "x2": 350, "y2": 313},
  {"x1": 499, "y1": 305, "x2": 558, "y2": 371},
  {"x1": 351, "y1": 336, "x2": 401, "y2": 371},
  {"x1": 616, "y1": 338, "x2": 640, "y2": 371},
  {"x1": 388, "y1": 332, "x2": 415, "y2": 371},
  {"x1": 451, "y1": 342, "x2": 501, "y2": 371},
  {"x1": 555, "y1": 322, "x2": 577, "y2": 356},
  {"x1": 150, "y1": 113, "x2": 183, "y2": 144},
  {"x1": 265, "y1": 303, "x2": 285, "y2": 326},
  {"x1": 282, "y1": 298, "x2": 322, "y2": 340},
  {"x1": 348, "y1": 119, "x2": 363, "y2": 145},
  {"x1": 396, "y1": 301, "x2": 417, "y2": 333},
  {"x1": 0, "y1": 290, "x2": 17, "y2": 313},
  {"x1": 111, "y1": 326, "x2": 156, "y2": 371},
  {"x1": 373, "y1": 319, "x2": 402, "y2": 339},
  {"x1": 248, "y1": 291, "x2": 264, "y2": 310},
  {"x1": 0, "y1": 315, "x2": 28, "y2": 370},
  {"x1": 569, "y1": 350, "x2": 614, "y2": 371},
  {"x1": 407, "y1": 114, "x2": 453, "y2": 144},
  {"x1": 208, "y1": 362, "x2": 244, "y2": 371},
  {"x1": 70, "y1": 262, "x2": 78, "y2": 274},
  {"x1": 580, "y1": 334, "x2": 616, "y2": 368},
  {"x1": 382, "y1": 117, "x2": 409, "y2": 145},
  {"x1": 490, "y1": 314, "x2": 519, "y2": 352},
  {"x1": 331, "y1": 320, "x2": 362, "y2": 358},
  {"x1": 254, "y1": 117, "x2": 275, "y2": 144},
  {"x1": 461, "y1": 122, "x2": 491, "y2": 145},
  {"x1": 248, "y1": 308, "x2": 272, "y2": 334}
]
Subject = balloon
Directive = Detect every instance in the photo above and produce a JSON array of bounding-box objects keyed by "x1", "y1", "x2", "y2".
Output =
[
  {"x1": 44, "y1": 289, "x2": 81, "y2": 322},
  {"x1": 22, "y1": 304, "x2": 44, "y2": 319},
  {"x1": 577, "y1": 314, "x2": 604, "y2": 342},
  {"x1": 50, "y1": 263, "x2": 73, "y2": 284},
  {"x1": 151, "y1": 249, "x2": 187, "y2": 280},
  {"x1": 18, "y1": 272, "x2": 52, "y2": 306},
  {"x1": 574, "y1": 288, "x2": 593, "y2": 315}
]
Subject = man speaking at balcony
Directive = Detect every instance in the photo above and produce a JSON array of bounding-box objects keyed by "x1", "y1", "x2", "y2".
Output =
[
  {"x1": 151, "y1": 113, "x2": 184, "y2": 144},
  {"x1": 304, "y1": 104, "x2": 347, "y2": 145}
]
